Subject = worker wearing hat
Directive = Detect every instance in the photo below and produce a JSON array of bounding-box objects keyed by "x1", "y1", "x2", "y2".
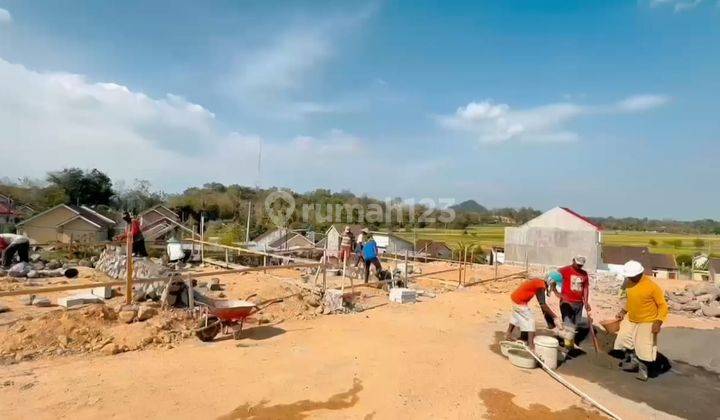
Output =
[
  {"x1": 505, "y1": 273, "x2": 559, "y2": 349},
  {"x1": 339, "y1": 226, "x2": 354, "y2": 264},
  {"x1": 556, "y1": 255, "x2": 591, "y2": 350},
  {"x1": 613, "y1": 260, "x2": 668, "y2": 381}
]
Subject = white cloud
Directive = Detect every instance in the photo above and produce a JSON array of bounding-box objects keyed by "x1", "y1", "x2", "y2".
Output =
[
  {"x1": 438, "y1": 95, "x2": 669, "y2": 144},
  {"x1": 438, "y1": 101, "x2": 584, "y2": 144},
  {"x1": 649, "y1": 0, "x2": 703, "y2": 12},
  {"x1": 614, "y1": 94, "x2": 670, "y2": 112},
  {"x1": 224, "y1": 6, "x2": 377, "y2": 120},
  {"x1": 0, "y1": 8, "x2": 12, "y2": 24},
  {"x1": 0, "y1": 57, "x2": 368, "y2": 190}
]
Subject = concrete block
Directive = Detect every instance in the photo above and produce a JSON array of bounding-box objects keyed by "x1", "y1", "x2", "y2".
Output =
[
  {"x1": 90, "y1": 286, "x2": 113, "y2": 299},
  {"x1": 58, "y1": 293, "x2": 104, "y2": 308},
  {"x1": 389, "y1": 288, "x2": 417, "y2": 304}
]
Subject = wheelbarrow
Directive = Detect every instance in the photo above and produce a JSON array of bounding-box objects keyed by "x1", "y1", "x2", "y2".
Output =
[{"x1": 194, "y1": 293, "x2": 281, "y2": 342}]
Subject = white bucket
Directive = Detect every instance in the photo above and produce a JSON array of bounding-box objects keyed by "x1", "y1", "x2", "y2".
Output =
[{"x1": 533, "y1": 335, "x2": 559, "y2": 369}]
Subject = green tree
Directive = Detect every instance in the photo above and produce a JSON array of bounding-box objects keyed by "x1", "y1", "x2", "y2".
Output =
[
  {"x1": 693, "y1": 238, "x2": 706, "y2": 248},
  {"x1": 648, "y1": 239, "x2": 658, "y2": 246},
  {"x1": 47, "y1": 168, "x2": 114, "y2": 205},
  {"x1": 676, "y1": 254, "x2": 692, "y2": 267}
]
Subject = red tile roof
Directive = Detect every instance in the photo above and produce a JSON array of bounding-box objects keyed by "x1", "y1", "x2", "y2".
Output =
[{"x1": 560, "y1": 207, "x2": 603, "y2": 231}]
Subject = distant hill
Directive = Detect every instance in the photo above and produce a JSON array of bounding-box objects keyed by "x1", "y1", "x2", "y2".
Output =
[{"x1": 451, "y1": 200, "x2": 488, "y2": 214}]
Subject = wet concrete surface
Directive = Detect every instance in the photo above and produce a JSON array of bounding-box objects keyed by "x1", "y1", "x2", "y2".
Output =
[{"x1": 492, "y1": 328, "x2": 720, "y2": 420}]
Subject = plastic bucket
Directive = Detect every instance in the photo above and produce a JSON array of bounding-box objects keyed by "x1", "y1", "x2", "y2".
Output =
[{"x1": 533, "y1": 335, "x2": 559, "y2": 369}]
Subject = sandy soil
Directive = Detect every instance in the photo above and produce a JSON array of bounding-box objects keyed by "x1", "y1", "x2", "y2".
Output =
[{"x1": 3, "y1": 268, "x2": 706, "y2": 420}]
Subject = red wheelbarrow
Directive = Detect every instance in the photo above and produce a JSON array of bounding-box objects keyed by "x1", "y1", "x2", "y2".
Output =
[{"x1": 194, "y1": 294, "x2": 281, "y2": 342}]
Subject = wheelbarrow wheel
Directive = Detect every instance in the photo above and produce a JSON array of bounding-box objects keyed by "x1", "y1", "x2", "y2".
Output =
[{"x1": 195, "y1": 316, "x2": 221, "y2": 342}]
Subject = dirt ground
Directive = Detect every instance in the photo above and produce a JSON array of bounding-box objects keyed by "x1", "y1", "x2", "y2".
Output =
[{"x1": 3, "y1": 262, "x2": 717, "y2": 419}]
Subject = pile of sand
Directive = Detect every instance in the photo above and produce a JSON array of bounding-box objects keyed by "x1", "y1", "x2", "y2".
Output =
[{"x1": 0, "y1": 304, "x2": 194, "y2": 365}]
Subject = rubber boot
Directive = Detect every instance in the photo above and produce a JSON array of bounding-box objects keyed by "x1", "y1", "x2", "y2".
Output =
[
  {"x1": 636, "y1": 361, "x2": 649, "y2": 381},
  {"x1": 619, "y1": 350, "x2": 631, "y2": 368},
  {"x1": 622, "y1": 351, "x2": 640, "y2": 372}
]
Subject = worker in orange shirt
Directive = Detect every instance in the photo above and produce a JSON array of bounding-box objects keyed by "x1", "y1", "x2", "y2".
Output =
[
  {"x1": 505, "y1": 273, "x2": 559, "y2": 349},
  {"x1": 613, "y1": 260, "x2": 669, "y2": 381}
]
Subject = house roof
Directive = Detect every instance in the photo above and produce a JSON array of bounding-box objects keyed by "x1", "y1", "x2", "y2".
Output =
[
  {"x1": 708, "y1": 258, "x2": 720, "y2": 273},
  {"x1": 0, "y1": 203, "x2": 17, "y2": 216},
  {"x1": 649, "y1": 253, "x2": 678, "y2": 270},
  {"x1": 252, "y1": 227, "x2": 288, "y2": 244},
  {"x1": 328, "y1": 224, "x2": 365, "y2": 237},
  {"x1": 268, "y1": 232, "x2": 314, "y2": 249},
  {"x1": 602, "y1": 245, "x2": 676, "y2": 272},
  {"x1": 56, "y1": 215, "x2": 103, "y2": 229},
  {"x1": 560, "y1": 207, "x2": 603, "y2": 231},
  {"x1": 17, "y1": 204, "x2": 115, "y2": 228},
  {"x1": 602, "y1": 245, "x2": 652, "y2": 274},
  {"x1": 140, "y1": 204, "x2": 179, "y2": 219},
  {"x1": 416, "y1": 239, "x2": 451, "y2": 254}
]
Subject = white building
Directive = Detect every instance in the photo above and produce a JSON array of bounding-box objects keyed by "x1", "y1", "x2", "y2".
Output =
[{"x1": 504, "y1": 207, "x2": 602, "y2": 272}]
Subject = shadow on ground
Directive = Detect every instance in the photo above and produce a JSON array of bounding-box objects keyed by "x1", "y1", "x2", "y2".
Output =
[{"x1": 218, "y1": 378, "x2": 363, "y2": 420}]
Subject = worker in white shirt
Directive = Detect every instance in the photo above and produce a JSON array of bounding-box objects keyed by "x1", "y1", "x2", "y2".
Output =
[{"x1": 0, "y1": 233, "x2": 31, "y2": 268}]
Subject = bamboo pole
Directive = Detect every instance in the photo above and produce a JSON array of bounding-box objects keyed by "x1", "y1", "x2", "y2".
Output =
[
  {"x1": 0, "y1": 263, "x2": 322, "y2": 298},
  {"x1": 321, "y1": 250, "x2": 327, "y2": 292},
  {"x1": 125, "y1": 224, "x2": 134, "y2": 305}
]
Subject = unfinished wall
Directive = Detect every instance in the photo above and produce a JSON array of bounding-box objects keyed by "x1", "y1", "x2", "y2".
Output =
[{"x1": 504, "y1": 226, "x2": 601, "y2": 272}]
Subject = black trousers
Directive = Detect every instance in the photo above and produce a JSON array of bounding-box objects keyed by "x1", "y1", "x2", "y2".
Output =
[
  {"x1": 2, "y1": 242, "x2": 30, "y2": 267},
  {"x1": 363, "y1": 257, "x2": 382, "y2": 283},
  {"x1": 132, "y1": 238, "x2": 148, "y2": 257}
]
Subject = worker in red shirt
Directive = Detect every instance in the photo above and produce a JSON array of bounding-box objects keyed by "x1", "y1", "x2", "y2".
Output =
[
  {"x1": 505, "y1": 274, "x2": 558, "y2": 349},
  {"x1": 115, "y1": 211, "x2": 148, "y2": 257},
  {"x1": 557, "y1": 255, "x2": 591, "y2": 350}
]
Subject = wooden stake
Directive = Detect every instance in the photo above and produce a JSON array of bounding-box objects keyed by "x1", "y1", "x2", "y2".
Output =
[
  {"x1": 125, "y1": 225, "x2": 134, "y2": 305},
  {"x1": 321, "y1": 251, "x2": 327, "y2": 292}
]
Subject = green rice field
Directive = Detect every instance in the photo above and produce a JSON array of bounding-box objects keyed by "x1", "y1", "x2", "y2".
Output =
[{"x1": 396, "y1": 226, "x2": 720, "y2": 257}]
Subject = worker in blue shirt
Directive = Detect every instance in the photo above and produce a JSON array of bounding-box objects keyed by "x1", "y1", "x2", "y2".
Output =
[{"x1": 362, "y1": 232, "x2": 382, "y2": 283}]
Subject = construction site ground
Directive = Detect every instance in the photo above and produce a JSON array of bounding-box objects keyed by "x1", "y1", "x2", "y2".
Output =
[{"x1": 1, "y1": 262, "x2": 719, "y2": 419}]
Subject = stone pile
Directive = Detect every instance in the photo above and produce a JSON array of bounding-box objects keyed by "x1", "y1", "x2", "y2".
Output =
[
  {"x1": 0, "y1": 262, "x2": 76, "y2": 280},
  {"x1": 667, "y1": 282, "x2": 720, "y2": 318},
  {"x1": 95, "y1": 248, "x2": 168, "y2": 280}
]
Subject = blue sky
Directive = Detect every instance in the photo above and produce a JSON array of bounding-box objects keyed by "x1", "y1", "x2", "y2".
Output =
[{"x1": 0, "y1": 0, "x2": 718, "y2": 219}]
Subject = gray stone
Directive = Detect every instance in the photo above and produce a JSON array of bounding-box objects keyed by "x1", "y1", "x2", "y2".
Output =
[
  {"x1": 26, "y1": 270, "x2": 39, "y2": 279},
  {"x1": 680, "y1": 301, "x2": 701, "y2": 311},
  {"x1": 33, "y1": 297, "x2": 51, "y2": 307},
  {"x1": 32, "y1": 262, "x2": 45, "y2": 271},
  {"x1": 687, "y1": 283, "x2": 719, "y2": 297},
  {"x1": 695, "y1": 294, "x2": 715, "y2": 304},
  {"x1": 29, "y1": 253, "x2": 42, "y2": 263},
  {"x1": 701, "y1": 302, "x2": 720, "y2": 317},
  {"x1": 46, "y1": 260, "x2": 62, "y2": 270},
  {"x1": 8, "y1": 262, "x2": 31, "y2": 278},
  {"x1": 668, "y1": 293, "x2": 693, "y2": 305}
]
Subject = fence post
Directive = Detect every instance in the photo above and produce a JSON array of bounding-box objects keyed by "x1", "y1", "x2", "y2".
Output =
[
  {"x1": 321, "y1": 250, "x2": 327, "y2": 293},
  {"x1": 125, "y1": 226, "x2": 134, "y2": 305}
]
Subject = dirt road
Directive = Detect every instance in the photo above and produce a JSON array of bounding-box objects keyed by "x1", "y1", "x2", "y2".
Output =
[{"x1": 0, "y1": 286, "x2": 683, "y2": 419}]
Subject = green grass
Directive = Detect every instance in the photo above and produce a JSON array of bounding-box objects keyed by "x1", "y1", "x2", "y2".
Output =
[{"x1": 396, "y1": 226, "x2": 720, "y2": 257}]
